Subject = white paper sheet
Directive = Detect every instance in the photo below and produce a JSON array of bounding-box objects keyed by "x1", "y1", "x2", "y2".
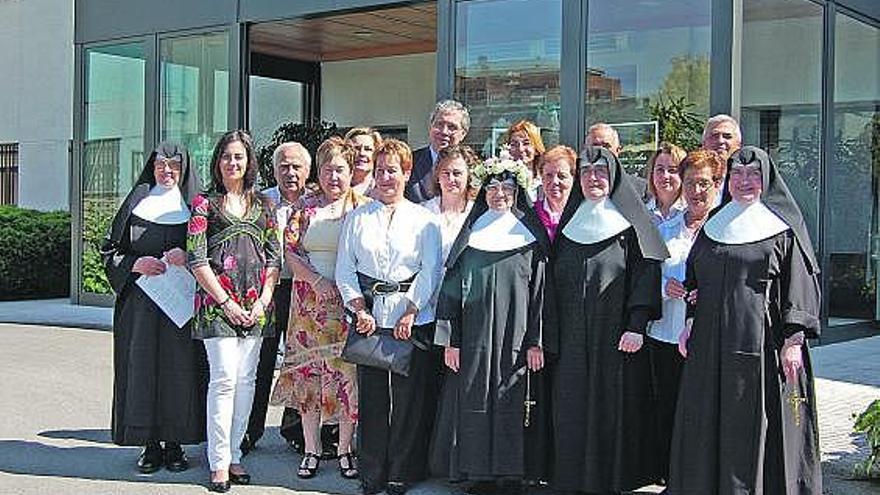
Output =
[{"x1": 135, "y1": 263, "x2": 196, "y2": 329}]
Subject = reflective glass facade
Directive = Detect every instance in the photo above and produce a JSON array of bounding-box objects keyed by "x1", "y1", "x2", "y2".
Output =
[{"x1": 73, "y1": 0, "x2": 880, "y2": 327}]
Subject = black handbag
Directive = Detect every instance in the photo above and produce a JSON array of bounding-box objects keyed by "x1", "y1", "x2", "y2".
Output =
[{"x1": 341, "y1": 310, "x2": 414, "y2": 376}]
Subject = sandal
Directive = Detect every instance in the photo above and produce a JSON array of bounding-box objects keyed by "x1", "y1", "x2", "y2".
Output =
[
  {"x1": 337, "y1": 452, "x2": 359, "y2": 479},
  {"x1": 297, "y1": 452, "x2": 321, "y2": 479}
]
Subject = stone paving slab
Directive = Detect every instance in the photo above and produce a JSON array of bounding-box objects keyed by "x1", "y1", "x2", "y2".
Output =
[{"x1": 0, "y1": 323, "x2": 877, "y2": 494}]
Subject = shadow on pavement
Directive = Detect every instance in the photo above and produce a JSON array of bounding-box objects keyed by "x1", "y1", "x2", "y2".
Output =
[
  {"x1": 39, "y1": 428, "x2": 113, "y2": 444},
  {"x1": 0, "y1": 439, "x2": 361, "y2": 494}
]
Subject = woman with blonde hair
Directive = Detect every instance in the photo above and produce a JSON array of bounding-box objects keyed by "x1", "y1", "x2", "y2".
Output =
[
  {"x1": 344, "y1": 127, "x2": 383, "y2": 196},
  {"x1": 644, "y1": 142, "x2": 688, "y2": 224},
  {"x1": 271, "y1": 136, "x2": 370, "y2": 480},
  {"x1": 504, "y1": 120, "x2": 546, "y2": 201}
]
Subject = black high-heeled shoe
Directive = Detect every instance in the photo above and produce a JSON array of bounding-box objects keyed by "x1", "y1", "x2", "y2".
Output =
[
  {"x1": 297, "y1": 452, "x2": 321, "y2": 479},
  {"x1": 229, "y1": 469, "x2": 251, "y2": 485},
  {"x1": 337, "y1": 452, "x2": 359, "y2": 479}
]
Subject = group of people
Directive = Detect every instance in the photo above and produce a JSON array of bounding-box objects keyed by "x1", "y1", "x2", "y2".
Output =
[{"x1": 103, "y1": 98, "x2": 822, "y2": 495}]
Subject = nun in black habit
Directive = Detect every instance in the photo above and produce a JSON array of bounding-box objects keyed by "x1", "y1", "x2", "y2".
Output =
[
  {"x1": 668, "y1": 146, "x2": 822, "y2": 494},
  {"x1": 429, "y1": 157, "x2": 551, "y2": 494},
  {"x1": 545, "y1": 146, "x2": 668, "y2": 494},
  {"x1": 101, "y1": 142, "x2": 207, "y2": 473}
]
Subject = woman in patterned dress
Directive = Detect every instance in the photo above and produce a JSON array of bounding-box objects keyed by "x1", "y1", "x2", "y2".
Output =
[{"x1": 271, "y1": 136, "x2": 369, "y2": 480}]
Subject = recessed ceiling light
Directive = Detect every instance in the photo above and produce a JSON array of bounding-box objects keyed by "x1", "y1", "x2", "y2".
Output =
[{"x1": 353, "y1": 30, "x2": 373, "y2": 36}]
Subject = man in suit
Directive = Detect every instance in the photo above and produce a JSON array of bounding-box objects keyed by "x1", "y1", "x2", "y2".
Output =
[{"x1": 405, "y1": 99, "x2": 470, "y2": 203}]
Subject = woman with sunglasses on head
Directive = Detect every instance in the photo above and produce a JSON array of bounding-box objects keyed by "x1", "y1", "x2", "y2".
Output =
[
  {"x1": 669, "y1": 146, "x2": 822, "y2": 494},
  {"x1": 102, "y1": 142, "x2": 207, "y2": 475}
]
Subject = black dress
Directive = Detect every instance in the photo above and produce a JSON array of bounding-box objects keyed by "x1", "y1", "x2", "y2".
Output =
[
  {"x1": 546, "y1": 228, "x2": 662, "y2": 493},
  {"x1": 104, "y1": 215, "x2": 207, "y2": 446},
  {"x1": 430, "y1": 244, "x2": 548, "y2": 482},
  {"x1": 668, "y1": 230, "x2": 821, "y2": 494}
]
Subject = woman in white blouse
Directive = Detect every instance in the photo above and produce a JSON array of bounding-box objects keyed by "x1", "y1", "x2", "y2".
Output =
[
  {"x1": 335, "y1": 139, "x2": 443, "y2": 495},
  {"x1": 647, "y1": 149, "x2": 724, "y2": 481},
  {"x1": 421, "y1": 144, "x2": 477, "y2": 346}
]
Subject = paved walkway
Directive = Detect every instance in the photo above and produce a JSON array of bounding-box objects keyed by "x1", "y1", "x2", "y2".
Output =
[{"x1": 0, "y1": 317, "x2": 877, "y2": 493}]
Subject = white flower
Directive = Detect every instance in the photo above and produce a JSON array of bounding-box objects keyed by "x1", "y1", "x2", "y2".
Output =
[{"x1": 472, "y1": 152, "x2": 532, "y2": 192}]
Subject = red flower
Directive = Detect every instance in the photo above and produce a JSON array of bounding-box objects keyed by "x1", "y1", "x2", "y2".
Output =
[
  {"x1": 245, "y1": 287, "x2": 259, "y2": 302},
  {"x1": 204, "y1": 293, "x2": 216, "y2": 306},
  {"x1": 194, "y1": 293, "x2": 202, "y2": 312},
  {"x1": 218, "y1": 273, "x2": 235, "y2": 292},
  {"x1": 192, "y1": 194, "x2": 209, "y2": 215},
  {"x1": 188, "y1": 215, "x2": 207, "y2": 235}
]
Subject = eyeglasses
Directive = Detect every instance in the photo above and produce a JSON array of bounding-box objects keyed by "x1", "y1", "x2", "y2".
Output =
[
  {"x1": 683, "y1": 179, "x2": 715, "y2": 191},
  {"x1": 485, "y1": 180, "x2": 516, "y2": 194},
  {"x1": 154, "y1": 157, "x2": 182, "y2": 171}
]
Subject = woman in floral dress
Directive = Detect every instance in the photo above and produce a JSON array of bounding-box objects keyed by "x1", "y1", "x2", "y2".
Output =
[
  {"x1": 271, "y1": 136, "x2": 369, "y2": 480},
  {"x1": 187, "y1": 130, "x2": 281, "y2": 492}
]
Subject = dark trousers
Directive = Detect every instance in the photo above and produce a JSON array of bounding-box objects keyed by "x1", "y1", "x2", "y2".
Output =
[
  {"x1": 357, "y1": 325, "x2": 437, "y2": 487},
  {"x1": 648, "y1": 337, "x2": 684, "y2": 479},
  {"x1": 247, "y1": 278, "x2": 300, "y2": 443}
]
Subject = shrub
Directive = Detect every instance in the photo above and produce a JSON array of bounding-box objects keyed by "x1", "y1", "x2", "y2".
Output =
[
  {"x1": 0, "y1": 205, "x2": 71, "y2": 300},
  {"x1": 854, "y1": 399, "x2": 880, "y2": 478},
  {"x1": 80, "y1": 197, "x2": 115, "y2": 295}
]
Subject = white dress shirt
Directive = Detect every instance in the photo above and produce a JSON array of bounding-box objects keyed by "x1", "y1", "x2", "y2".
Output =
[
  {"x1": 647, "y1": 211, "x2": 697, "y2": 344},
  {"x1": 335, "y1": 200, "x2": 443, "y2": 327},
  {"x1": 261, "y1": 186, "x2": 296, "y2": 279}
]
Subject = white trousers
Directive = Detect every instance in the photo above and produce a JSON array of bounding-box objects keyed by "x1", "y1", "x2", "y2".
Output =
[{"x1": 203, "y1": 336, "x2": 262, "y2": 471}]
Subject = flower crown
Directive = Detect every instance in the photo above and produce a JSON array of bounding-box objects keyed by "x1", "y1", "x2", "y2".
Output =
[{"x1": 471, "y1": 148, "x2": 532, "y2": 192}]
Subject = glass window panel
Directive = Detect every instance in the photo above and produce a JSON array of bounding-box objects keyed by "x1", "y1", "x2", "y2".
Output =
[
  {"x1": 81, "y1": 42, "x2": 146, "y2": 294},
  {"x1": 248, "y1": 76, "x2": 304, "y2": 148},
  {"x1": 454, "y1": 0, "x2": 562, "y2": 158},
  {"x1": 585, "y1": 0, "x2": 710, "y2": 173},
  {"x1": 160, "y1": 32, "x2": 230, "y2": 185},
  {"x1": 829, "y1": 13, "x2": 880, "y2": 319},
  {"x1": 740, "y1": 0, "x2": 822, "y2": 247}
]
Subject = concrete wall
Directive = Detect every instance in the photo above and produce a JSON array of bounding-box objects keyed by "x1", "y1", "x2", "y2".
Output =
[
  {"x1": 321, "y1": 52, "x2": 437, "y2": 149},
  {"x1": 0, "y1": 0, "x2": 73, "y2": 211}
]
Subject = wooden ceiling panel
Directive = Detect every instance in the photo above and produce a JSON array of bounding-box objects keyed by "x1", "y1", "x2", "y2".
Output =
[{"x1": 250, "y1": 3, "x2": 437, "y2": 62}]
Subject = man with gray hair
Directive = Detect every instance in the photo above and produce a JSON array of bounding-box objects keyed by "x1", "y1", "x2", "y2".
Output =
[
  {"x1": 701, "y1": 114, "x2": 742, "y2": 161},
  {"x1": 405, "y1": 99, "x2": 470, "y2": 203},
  {"x1": 585, "y1": 122, "x2": 649, "y2": 199},
  {"x1": 584, "y1": 122, "x2": 622, "y2": 157},
  {"x1": 244, "y1": 141, "x2": 311, "y2": 455}
]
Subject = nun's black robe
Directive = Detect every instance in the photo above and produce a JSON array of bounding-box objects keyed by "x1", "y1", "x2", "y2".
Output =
[
  {"x1": 102, "y1": 143, "x2": 207, "y2": 447},
  {"x1": 430, "y1": 243, "x2": 549, "y2": 482},
  {"x1": 546, "y1": 227, "x2": 662, "y2": 493},
  {"x1": 103, "y1": 213, "x2": 208, "y2": 446},
  {"x1": 668, "y1": 229, "x2": 821, "y2": 495}
]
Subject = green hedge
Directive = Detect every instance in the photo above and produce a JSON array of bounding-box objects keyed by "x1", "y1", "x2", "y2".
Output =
[{"x1": 0, "y1": 205, "x2": 71, "y2": 300}]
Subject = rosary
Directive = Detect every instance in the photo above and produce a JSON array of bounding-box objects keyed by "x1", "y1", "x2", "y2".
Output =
[
  {"x1": 787, "y1": 391, "x2": 808, "y2": 428},
  {"x1": 524, "y1": 370, "x2": 536, "y2": 427}
]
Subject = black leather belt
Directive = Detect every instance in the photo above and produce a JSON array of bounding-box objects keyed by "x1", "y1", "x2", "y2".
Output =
[{"x1": 356, "y1": 272, "x2": 416, "y2": 309}]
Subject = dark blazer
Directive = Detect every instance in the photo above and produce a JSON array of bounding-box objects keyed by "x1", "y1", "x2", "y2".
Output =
[{"x1": 404, "y1": 146, "x2": 436, "y2": 203}]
